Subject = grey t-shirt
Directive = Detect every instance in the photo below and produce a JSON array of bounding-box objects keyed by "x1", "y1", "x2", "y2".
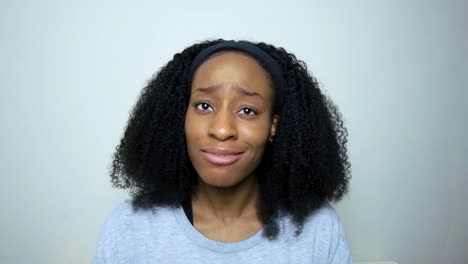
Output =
[{"x1": 93, "y1": 200, "x2": 353, "y2": 263}]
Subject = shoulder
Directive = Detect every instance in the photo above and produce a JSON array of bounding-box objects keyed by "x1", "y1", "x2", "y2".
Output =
[
  {"x1": 279, "y1": 202, "x2": 346, "y2": 239},
  {"x1": 280, "y1": 203, "x2": 342, "y2": 230},
  {"x1": 93, "y1": 200, "x2": 174, "y2": 263},
  {"x1": 103, "y1": 199, "x2": 134, "y2": 225},
  {"x1": 282, "y1": 203, "x2": 353, "y2": 263},
  {"x1": 310, "y1": 203, "x2": 353, "y2": 263},
  {"x1": 306, "y1": 202, "x2": 343, "y2": 230},
  {"x1": 305, "y1": 203, "x2": 349, "y2": 242},
  {"x1": 96, "y1": 199, "x2": 176, "y2": 237},
  {"x1": 94, "y1": 200, "x2": 135, "y2": 252},
  {"x1": 97, "y1": 200, "x2": 137, "y2": 236}
]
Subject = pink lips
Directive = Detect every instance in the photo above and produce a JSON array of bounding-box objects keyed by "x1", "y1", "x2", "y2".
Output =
[{"x1": 201, "y1": 148, "x2": 244, "y2": 165}]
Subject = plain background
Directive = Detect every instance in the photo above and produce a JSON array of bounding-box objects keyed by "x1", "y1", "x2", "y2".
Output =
[{"x1": 1, "y1": 0, "x2": 466, "y2": 263}]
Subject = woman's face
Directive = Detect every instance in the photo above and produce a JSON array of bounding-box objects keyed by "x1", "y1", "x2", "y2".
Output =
[{"x1": 185, "y1": 51, "x2": 278, "y2": 188}]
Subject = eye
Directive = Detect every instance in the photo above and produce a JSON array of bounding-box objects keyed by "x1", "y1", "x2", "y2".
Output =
[
  {"x1": 238, "y1": 107, "x2": 257, "y2": 116},
  {"x1": 195, "y1": 102, "x2": 213, "y2": 112}
]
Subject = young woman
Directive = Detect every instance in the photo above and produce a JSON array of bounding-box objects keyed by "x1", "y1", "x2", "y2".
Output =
[{"x1": 94, "y1": 39, "x2": 352, "y2": 263}]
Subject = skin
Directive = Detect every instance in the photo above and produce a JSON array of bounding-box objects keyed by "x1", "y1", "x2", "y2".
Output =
[{"x1": 184, "y1": 51, "x2": 279, "y2": 242}]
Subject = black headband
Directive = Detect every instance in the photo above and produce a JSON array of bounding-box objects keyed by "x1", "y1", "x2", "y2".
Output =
[{"x1": 187, "y1": 40, "x2": 285, "y2": 111}]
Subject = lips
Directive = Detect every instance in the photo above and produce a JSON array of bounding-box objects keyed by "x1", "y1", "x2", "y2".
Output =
[{"x1": 201, "y1": 148, "x2": 244, "y2": 165}]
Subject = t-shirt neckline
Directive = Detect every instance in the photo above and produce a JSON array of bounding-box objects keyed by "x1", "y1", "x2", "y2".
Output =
[{"x1": 173, "y1": 205, "x2": 266, "y2": 253}]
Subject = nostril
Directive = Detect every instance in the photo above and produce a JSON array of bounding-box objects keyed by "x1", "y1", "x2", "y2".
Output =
[{"x1": 208, "y1": 115, "x2": 238, "y2": 141}]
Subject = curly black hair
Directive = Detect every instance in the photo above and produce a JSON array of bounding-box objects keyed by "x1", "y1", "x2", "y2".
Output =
[{"x1": 110, "y1": 39, "x2": 351, "y2": 240}]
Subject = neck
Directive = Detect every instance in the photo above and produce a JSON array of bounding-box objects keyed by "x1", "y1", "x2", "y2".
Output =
[{"x1": 192, "y1": 174, "x2": 259, "y2": 224}]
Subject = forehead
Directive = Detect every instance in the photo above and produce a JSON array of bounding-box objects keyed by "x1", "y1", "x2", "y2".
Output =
[{"x1": 190, "y1": 51, "x2": 273, "y2": 94}]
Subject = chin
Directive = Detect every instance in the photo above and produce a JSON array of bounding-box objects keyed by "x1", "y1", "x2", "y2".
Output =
[{"x1": 197, "y1": 171, "x2": 248, "y2": 188}]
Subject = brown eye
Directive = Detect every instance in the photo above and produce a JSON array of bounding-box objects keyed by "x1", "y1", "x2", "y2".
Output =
[
  {"x1": 196, "y1": 102, "x2": 213, "y2": 112},
  {"x1": 238, "y1": 107, "x2": 257, "y2": 116}
]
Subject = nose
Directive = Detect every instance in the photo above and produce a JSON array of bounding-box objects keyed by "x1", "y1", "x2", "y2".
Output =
[{"x1": 208, "y1": 110, "x2": 238, "y2": 141}]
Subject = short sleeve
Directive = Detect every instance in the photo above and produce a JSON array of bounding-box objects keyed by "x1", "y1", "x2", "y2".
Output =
[
  {"x1": 93, "y1": 201, "x2": 132, "y2": 264},
  {"x1": 326, "y1": 206, "x2": 353, "y2": 264}
]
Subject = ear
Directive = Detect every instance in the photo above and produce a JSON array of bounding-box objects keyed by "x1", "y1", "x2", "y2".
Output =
[{"x1": 269, "y1": 114, "x2": 279, "y2": 140}]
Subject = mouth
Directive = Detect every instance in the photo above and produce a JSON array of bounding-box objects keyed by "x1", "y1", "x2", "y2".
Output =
[{"x1": 200, "y1": 148, "x2": 245, "y2": 166}]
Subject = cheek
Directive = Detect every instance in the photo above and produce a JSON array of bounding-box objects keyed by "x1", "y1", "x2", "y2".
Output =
[
  {"x1": 239, "y1": 119, "x2": 271, "y2": 146},
  {"x1": 184, "y1": 111, "x2": 196, "y2": 142},
  {"x1": 185, "y1": 110, "x2": 205, "y2": 145}
]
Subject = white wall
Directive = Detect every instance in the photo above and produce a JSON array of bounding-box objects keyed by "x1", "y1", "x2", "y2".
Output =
[{"x1": 1, "y1": 0, "x2": 466, "y2": 263}]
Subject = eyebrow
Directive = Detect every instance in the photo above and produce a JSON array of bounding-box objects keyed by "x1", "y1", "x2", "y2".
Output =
[
  {"x1": 193, "y1": 84, "x2": 264, "y2": 99},
  {"x1": 193, "y1": 85, "x2": 220, "y2": 94}
]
